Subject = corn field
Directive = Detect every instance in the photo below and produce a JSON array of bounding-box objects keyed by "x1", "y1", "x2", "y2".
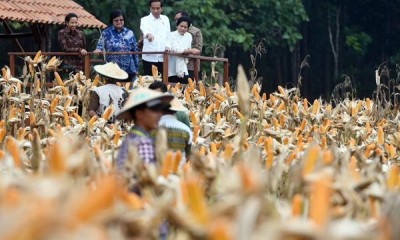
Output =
[{"x1": 0, "y1": 51, "x2": 399, "y2": 239}]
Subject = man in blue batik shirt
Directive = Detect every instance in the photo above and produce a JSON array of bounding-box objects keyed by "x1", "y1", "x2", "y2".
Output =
[{"x1": 94, "y1": 9, "x2": 139, "y2": 82}]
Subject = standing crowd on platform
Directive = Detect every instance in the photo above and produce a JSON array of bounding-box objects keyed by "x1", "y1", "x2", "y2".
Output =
[
  {"x1": 58, "y1": 0, "x2": 203, "y2": 84},
  {"x1": 57, "y1": 0, "x2": 201, "y2": 174}
]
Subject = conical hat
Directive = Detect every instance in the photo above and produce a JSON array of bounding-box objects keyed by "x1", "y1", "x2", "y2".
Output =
[
  {"x1": 94, "y1": 62, "x2": 128, "y2": 80},
  {"x1": 116, "y1": 88, "x2": 173, "y2": 119},
  {"x1": 169, "y1": 97, "x2": 188, "y2": 112}
]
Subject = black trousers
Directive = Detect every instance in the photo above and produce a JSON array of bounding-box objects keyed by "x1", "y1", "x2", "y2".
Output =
[
  {"x1": 142, "y1": 60, "x2": 164, "y2": 77},
  {"x1": 168, "y1": 75, "x2": 189, "y2": 84}
]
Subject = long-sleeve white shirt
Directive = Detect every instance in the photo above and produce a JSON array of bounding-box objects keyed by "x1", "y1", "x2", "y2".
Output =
[
  {"x1": 140, "y1": 13, "x2": 170, "y2": 62},
  {"x1": 166, "y1": 31, "x2": 192, "y2": 77}
]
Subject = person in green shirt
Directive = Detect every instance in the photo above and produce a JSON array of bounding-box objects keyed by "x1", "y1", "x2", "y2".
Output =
[{"x1": 148, "y1": 81, "x2": 190, "y2": 128}]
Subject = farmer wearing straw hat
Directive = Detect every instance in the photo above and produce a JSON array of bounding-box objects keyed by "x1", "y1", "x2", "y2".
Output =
[
  {"x1": 88, "y1": 62, "x2": 129, "y2": 122},
  {"x1": 158, "y1": 97, "x2": 192, "y2": 166},
  {"x1": 115, "y1": 88, "x2": 173, "y2": 166}
]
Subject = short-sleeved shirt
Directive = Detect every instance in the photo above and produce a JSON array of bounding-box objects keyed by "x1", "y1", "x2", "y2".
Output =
[{"x1": 116, "y1": 127, "x2": 156, "y2": 170}]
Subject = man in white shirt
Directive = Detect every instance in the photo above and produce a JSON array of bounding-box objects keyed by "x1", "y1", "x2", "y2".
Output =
[{"x1": 140, "y1": 0, "x2": 171, "y2": 77}]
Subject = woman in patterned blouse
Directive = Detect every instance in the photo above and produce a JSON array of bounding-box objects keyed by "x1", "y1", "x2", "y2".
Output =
[
  {"x1": 57, "y1": 13, "x2": 87, "y2": 72},
  {"x1": 94, "y1": 9, "x2": 139, "y2": 82}
]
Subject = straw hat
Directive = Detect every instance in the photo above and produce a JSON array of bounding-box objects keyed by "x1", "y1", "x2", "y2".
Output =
[
  {"x1": 169, "y1": 97, "x2": 188, "y2": 112},
  {"x1": 117, "y1": 88, "x2": 173, "y2": 119},
  {"x1": 94, "y1": 62, "x2": 128, "y2": 80}
]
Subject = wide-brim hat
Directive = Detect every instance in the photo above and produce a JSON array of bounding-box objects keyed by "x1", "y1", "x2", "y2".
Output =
[
  {"x1": 94, "y1": 62, "x2": 128, "y2": 80},
  {"x1": 116, "y1": 88, "x2": 173, "y2": 120},
  {"x1": 169, "y1": 97, "x2": 188, "y2": 112}
]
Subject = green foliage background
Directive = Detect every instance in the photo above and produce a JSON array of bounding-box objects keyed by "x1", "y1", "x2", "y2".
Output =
[{"x1": 3, "y1": 0, "x2": 400, "y2": 100}]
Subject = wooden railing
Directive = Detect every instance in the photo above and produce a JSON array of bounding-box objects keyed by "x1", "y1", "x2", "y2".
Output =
[{"x1": 8, "y1": 51, "x2": 229, "y2": 84}]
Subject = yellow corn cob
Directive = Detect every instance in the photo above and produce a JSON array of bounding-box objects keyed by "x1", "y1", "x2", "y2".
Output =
[
  {"x1": 325, "y1": 104, "x2": 332, "y2": 114},
  {"x1": 175, "y1": 82, "x2": 181, "y2": 90},
  {"x1": 64, "y1": 97, "x2": 72, "y2": 108},
  {"x1": 213, "y1": 93, "x2": 225, "y2": 102},
  {"x1": 252, "y1": 85, "x2": 260, "y2": 101},
  {"x1": 303, "y1": 98, "x2": 308, "y2": 111},
  {"x1": 193, "y1": 125, "x2": 200, "y2": 143},
  {"x1": 72, "y1": 112, "x2": 84, "y2": 125},
  {"x1": 0, "y1": 129, "x2": 5, "y2": 143},
  {"x1": 292, "y1": 103, "x2": 298, "y2": 115},
  {"x1": 299, "y1": 118, "x2": 307, "y2": 131},
  {"x1": 368, "y1": 196, "x2": 377, "y2": 219},
  {"x1": 277, "y1": 102, "x2": 285, "y2": 111},
  {"x1": 207, "y1": 218, "x2": 232, "y2": 240},
  {"x1": 224, "y1": 144, "x2": 234, "y2": 161},
  {"x1": 48, "y1": 129, "x2": 56, "y2": 137},
  {"x1": 199, "y1": 146, "x2": 206, "y2": 155},
  {"x1": 224, "y1": 82, "x2": 233, "y2": 97},
  {"x1": 261, "y1": 92, "x2": 267, "y2": 101},
  {"x1": 88, "y1": 115, "x2": 97, "y2": 127},
  {"x1": 161, "y1": 151, "x2": 173, "y2": 177},
  {"x1": 235, "y1": 110, "x2": 244, "y2": 120},
  {"x1": 8, "y1": 107, "x2": 17, "y2": 119},
  {"x1": 210, "y1": 142, "x2": 217, "y2": 155},
  {"x1": 388, "y1": 144, "x2": 397, "y2": 159},
  {"x1": 387, "y1": 165, "x2": 398, "y2": 190},
  {"x1": 63, "y1": 111, "x2": 70, "y2": 127},
  {"x1": 5, "y1": 137, "x2": 21, "y2": 168},
  {"x1": 257, "y1": 136, "x2": 265, "y2": 145},
  {"x1": 322, "y1": 149, "x2": 333, "y2": 165},
  {"x1": 29, "y1": 112, "x2": 36, "y2": 127},
  {"x1": 277, "y1": 86, "x2": 285, "y2": 95},
  {"x1": 184, "y1": 88, "x2": 191, "y2": 103},
  {"x1": 365, "y1": 98, "x2": 372, "y2": 112},
  {"x1": 50, "y1": 95, "x2": 59, "y2": 114},
  {"x1": 47, "y1": 141, "x2": 66, "y2": 174},
  {"x1": 302, "y1": 145, "x2": 320, "y2": 177},
  {"x1": 351, "y1": 101, "x2": 362, "y2": 117},
  {"x1": 111, "y1": 131, "x2": 121, "y2": 145},
  {"x1": 33, "y1": 50, "x2": 41, "y2": 63},
  {"x1": 151, "y1": 65, "x2": 158, "y2": 78},
  {"x1": 184, "y1": 177, "x2": 209, "y2": 225},
  {"x1": 172, "y1": 150, "x2": 182, "y2": 173},
  {"x1": 269, "y1": 94, "x2": 276, "y2": 105},
  {"x1": 54, "y1": 72, "x2": 64, "y2": 86},
  {"x1": 291, "y1": 194, "x2": 303, "y2": 217},
  {"x1": 377, "y1": 126, "x2": 384, "y2": 145},
  {"x1": 309, "y1": 175, "x2": 332, "y2": 227},
  {"x1": 265, "y1": 150, "x2": 274, "y2": 170},
  {"x1": 189, "y1": 112, "x2": 198, "y2": 125},
  {"x1": 312, "y1": 99, "x2": 319, "y2": 115},
  {"x1": 92, "y1": 74, "x2": 100, "y2": 86},
  {"x1": 188, "y1": 78, "x2": 195, "y2": 91},
  {"x1": 205, "y1": 104, "x2": 213, "y2": 116},
  {"x1": 279, "y1": 114, "x2": 285, "y2": 127},
  {"x1": 214, "y1": 100, "x2": 221, "y2": 110},
  {"x1": 271, "y1": 117, "x2": 279, "y2": 128},
  {"x1": 47, "y1": 56, "x2": 57, "y2": 66},
  {"x1": 365, "y1": 122, "x2": 372, "y2": 134},
  {"x1": 321, "y1": 136, "x2": 327, "y2": 149},
  {"x1": 71, "y1": 176, "x2": 116, "y2": 224},
  {"x1": 285, "y1": 150, "x2": 297, "y2": 165},
  {"x1": 102, "y1": 105, "x2": 114, "y2": 121},
  {"x1": 61, "y1": 86, "x2": 68, "y2": 95},
  {"x1": 34, "y1": 78, "x2": 41, "y2": 93},
  {"x1": 199, "y1": 81, "x2": 206, "y2": 96}
]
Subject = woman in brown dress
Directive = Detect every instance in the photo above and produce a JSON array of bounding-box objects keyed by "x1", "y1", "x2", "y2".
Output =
[{"x1": 57, "y1": 13, "x2": 87, "y2": 72}]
